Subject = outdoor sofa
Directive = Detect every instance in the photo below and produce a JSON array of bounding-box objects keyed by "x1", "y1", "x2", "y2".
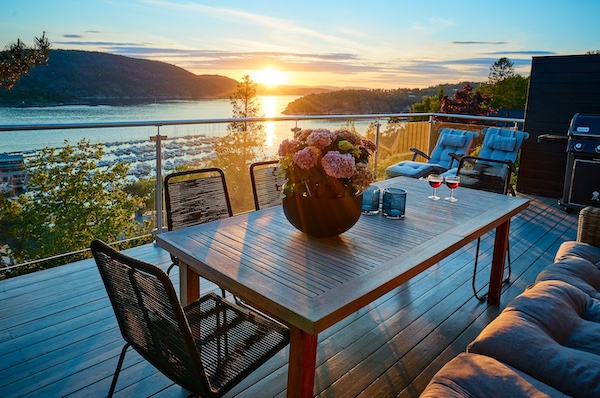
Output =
[{"x1": 421, "y1": 206, "x2": 600, "y2": 398}]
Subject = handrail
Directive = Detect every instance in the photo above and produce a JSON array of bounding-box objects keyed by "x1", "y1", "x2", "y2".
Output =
[{"x1": 0, "y1": 112, "x2": 524, "y2": 132}]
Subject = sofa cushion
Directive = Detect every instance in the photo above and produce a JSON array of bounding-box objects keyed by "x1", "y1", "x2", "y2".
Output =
[
  {"x1": 536, "y1": 241, "x2": 600, "y2": 299},
  {"x1": 467, "y1": 280, "x2": 600, "y2": 397},
  {"x1": 554, "y1": 241, "x2": 600, "y2": 265},
  {"x1": 420, "y1": 353, "x2": 567, "y2": 397}
]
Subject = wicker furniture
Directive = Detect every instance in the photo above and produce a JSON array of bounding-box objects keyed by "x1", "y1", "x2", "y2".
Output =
[
  {"x1": 164, "y1": 167, "x2": 233, "y2": 280},
  {"x1": 249, "y1": 160, "x2": 284, "y2": 210},
  {"x1": 91, "y1": 239, "x2": 290, "y2": 398},
  {"x1": 578, "y1": 205, "x2": 600, "y2": 246}
]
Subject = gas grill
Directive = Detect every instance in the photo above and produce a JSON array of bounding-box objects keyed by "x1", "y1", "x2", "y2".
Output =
[{"x1": 560, "y1": 113, "x2": 600, "y2": 209}]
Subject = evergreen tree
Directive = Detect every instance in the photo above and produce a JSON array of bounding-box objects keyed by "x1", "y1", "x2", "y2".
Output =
[
  {"x1": 1, "y1": 33, "x2": 50, "y2": 90},
  {"x1": 488, "y1": 57, "x2": 515, "y2": 84},
  {"x1": 210, "y1": 75, "x2": 266, "y2": 213}
]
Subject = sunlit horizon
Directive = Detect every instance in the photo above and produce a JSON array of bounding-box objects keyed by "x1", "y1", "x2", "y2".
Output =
[{"x1": 2, "y1": 1, "x2": 600, "y2": 89}]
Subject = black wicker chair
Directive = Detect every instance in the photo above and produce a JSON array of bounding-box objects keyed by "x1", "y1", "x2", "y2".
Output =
[
  {"x1": 91, "y1": 239, "x2": 290, "y2": 398},
  {"x1": 456, "y1": 156, "x2": 516, "y2": 300},
  {"x1": 249, "y1": 160, "x2": 284, "y2": 211},
  {"x1": 164, "y1": 168, "x2": 233, "y2": 290}
]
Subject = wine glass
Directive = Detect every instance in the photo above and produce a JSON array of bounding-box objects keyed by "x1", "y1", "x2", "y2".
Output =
[
  {"x1": 444, "y1": 175, "x2": 460, "y2": 202},
  {"x1": 427, "y1": 174, "x2": 443, "y2": 200}
]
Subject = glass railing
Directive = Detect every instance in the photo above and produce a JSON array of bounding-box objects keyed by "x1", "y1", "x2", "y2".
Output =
[{"x1": 0, "y1": 112, "x2": 524, "y2": 277}]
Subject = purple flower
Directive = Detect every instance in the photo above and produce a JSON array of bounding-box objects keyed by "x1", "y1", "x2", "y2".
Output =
[
  {"x1": 278, "y1": 139, "x2": 301, "y2": 156},
  {"x1": 352, "y1": 162, "x2": 375, "y2": 192},
  {"x1": 306, "y1": 129, "x2": 335, "y2": 150},
  {"x1": 293, "y1": 146, "x2": 320, "y2": 169},
  {"x1": 321, "y1": 151, "x2": 356, "y2": 179}
]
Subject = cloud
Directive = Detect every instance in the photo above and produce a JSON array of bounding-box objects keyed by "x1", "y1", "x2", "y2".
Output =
[
  {"x1": 451, "y1": 41, "x2": 508, "y2": 45},
  {"x1": 63, "y1": 34, "x2": 84, "y2": 38},
  {"x1": 483, "y1": 50, "x2": 555, "y2": 55}
]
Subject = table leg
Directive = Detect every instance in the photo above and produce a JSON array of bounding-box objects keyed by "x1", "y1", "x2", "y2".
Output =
[
  {"x1": 487, "y1": 220, "x2": 510, "y2": 305},
  {"x1": 287, "y1": 327, "x2": 317, "y2": 398},
  {"x1": 178, "y1": 261, "x2": 200, "y2": 306}
]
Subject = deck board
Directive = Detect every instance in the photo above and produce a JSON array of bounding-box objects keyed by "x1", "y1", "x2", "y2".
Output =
[{"x1": 0, "y1": 194, "x2": 580, "y2": 398}]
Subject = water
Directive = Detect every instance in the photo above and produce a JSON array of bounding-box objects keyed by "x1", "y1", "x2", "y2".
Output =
[
  {"x1": 0, "y1": 96, "x2": 305, "y2": 155},
  {"x1": 0, "y1": 95, "x2": 380, "y2": 179}
]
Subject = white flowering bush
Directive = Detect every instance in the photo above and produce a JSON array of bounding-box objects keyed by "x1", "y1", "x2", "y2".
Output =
[{"x1": 278, "y1": 128, "x2": 376, "y2": 198}]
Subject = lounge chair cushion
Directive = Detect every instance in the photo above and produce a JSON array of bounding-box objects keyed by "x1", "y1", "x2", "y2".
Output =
[
  {"x1": 420, "y1": 353, "x2": 567, "y2": 397},
  {"x1": 385, "y1": 129, "x2": 477, "y2": 179},
  {"x1": 438, "y1": 133, "x2": 466, "y2": 148},
  {"x1": 487, "y1": 134, "x2": 517, "y2": 151},
  {"x1": 385, "y1": 161, "x2": 447, "y2": 179},
  {"x1": 467, "y1": 280, "x2": 600, "y2": 397}
]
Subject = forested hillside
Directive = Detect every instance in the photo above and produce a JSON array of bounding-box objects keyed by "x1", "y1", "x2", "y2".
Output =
[
  {"x1": 283, "y1": 83, "x2": 478, "y2": 115},
  {"x1": 0, "y1": 50, "x2": 239, "y2": 106}
]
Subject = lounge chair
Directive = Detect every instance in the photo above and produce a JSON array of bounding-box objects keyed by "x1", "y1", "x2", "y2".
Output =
[
  {"x1": 446, "y1": 127, "x2": 530, "y2": 300},
  {"x1": 385, "y1": 128, "x2": 478, "y2": 179}
]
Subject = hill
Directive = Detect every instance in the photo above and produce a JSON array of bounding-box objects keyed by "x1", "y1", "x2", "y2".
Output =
[
  {"x1": 282, "y1": 83, "x2": 479, "y2": 115},
  {"x1": 0, "y1": 50, "x2": 240, "y2": 106}
]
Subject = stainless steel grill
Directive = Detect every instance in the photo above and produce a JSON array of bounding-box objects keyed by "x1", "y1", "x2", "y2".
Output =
[{"x1": 560, "y1": 113, "x2": 600, "y2": 209}]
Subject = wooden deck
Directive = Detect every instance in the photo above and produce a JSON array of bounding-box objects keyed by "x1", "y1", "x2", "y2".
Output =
[{"x1": 0, "y1": 194, "x2": 579, "y2": 398}]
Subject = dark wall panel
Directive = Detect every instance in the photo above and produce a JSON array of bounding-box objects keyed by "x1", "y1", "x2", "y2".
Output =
[{"x1": 517, "y1": 54, "x2": 600, "y2": 197}]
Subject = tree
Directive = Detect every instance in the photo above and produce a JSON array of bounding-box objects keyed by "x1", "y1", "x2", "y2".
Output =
[
  {"x1": 209, "y1": 75, "x2": 266, "y2": 213},
  {"x1": 410, "y1": 89, "x2": 444, "y2": 120},
  {"x1": 0, "y1": 140, "x2": 146, "y2": 272},
  {"x1": 478, "y1": 74, "x2": 529, "y2": 110},
  {"x1": 439, "y1": 84, "x2": 494, "y2": 121},
  {"x1": 488, "y1": 57, "x2": 515, "y2": 84},
  {"x1": 1, "y1": 33, "x2": 50, "y2": 90}
]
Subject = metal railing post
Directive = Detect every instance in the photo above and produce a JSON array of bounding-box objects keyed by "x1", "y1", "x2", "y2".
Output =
[
  {"x1": 151, "y1": 126, "x2": 167, "y2": 235},
  {"x1": 374, "y1": 118, "x2": 381, "y2": 173}
]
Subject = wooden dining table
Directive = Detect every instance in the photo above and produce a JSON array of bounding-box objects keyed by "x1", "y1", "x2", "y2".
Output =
[{"x1": 155, "y1": 176, "x2": 530, "y2": 398}]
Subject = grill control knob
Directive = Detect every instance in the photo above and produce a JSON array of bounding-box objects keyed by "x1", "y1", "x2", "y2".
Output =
[
  {"x1": 596, "y1": 145, "x2": 600, "y2": 153},
  {"x1": 574, "y1": 143, "x2": 583, "y2": 151}
]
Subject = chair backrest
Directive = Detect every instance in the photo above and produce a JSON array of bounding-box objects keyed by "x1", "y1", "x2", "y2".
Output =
[
  {"x1": 428, "y1": 128, "x2": 479, "y2": 169},
  {"x1": 164, "y1": 167, "x2": 233, "y2": 231},
  {"x1": 250, "y1": 160, "x2": 284, "y2": 210},
  {"x1": 90, "y1": 239, "x2": 210, "y2": 394},
  {"x1": 478, "y1": 127, "x2": 530, "y2": 165},
  {"x1": 456, "y1": 129, "x2": 529, "y2": 195}
]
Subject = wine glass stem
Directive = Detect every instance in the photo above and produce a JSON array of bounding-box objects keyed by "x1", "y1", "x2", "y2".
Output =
[
  {"x1": 451, "y1": 189, "x2": 454, "y2": 199},
  {"x1": 433, "y1": 188, "x2": 437, "y2": 197}
]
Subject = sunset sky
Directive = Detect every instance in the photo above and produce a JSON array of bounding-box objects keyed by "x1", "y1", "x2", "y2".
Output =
[{"x1": 2, "y1": 0, "x2": 599, "y2": 89}]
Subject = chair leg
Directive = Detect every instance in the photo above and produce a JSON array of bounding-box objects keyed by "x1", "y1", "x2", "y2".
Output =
[{"x1": 108, "y1": 343, "x2": 130, "y2": 398}]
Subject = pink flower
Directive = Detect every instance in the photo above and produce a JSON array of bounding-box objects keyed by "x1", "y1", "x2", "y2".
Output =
[
  {"x1": 294, "y1": 129, "x2": 312, "y2": 141},
  {"x1": 293, "y1": 146, "x2": 320, "y2": 169},
  {"x1": 307, "y1": 129, "x2": 336, "y2": 150},
  {"x1": 321, "y1": 151, "x2": 356, "y2": 179},
  {"x1": 278, "y1": 139, "x2": 301, "y2": 156},
  {"x1": 336, "y1": 129, "x2": 363, "y2": 146},
  {"x1": 352, "y1": 162, "x2": 375, "y2": 192}
]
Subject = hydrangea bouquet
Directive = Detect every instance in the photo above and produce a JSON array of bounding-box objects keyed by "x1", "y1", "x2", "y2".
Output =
[{"x1": 278, "y1": 128, "x2": 376, "y2": 198}]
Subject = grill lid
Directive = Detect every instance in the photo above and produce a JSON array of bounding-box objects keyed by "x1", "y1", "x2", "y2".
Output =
[{"x1": 568, "y1": 113, "x2": 600, "y2": 138}]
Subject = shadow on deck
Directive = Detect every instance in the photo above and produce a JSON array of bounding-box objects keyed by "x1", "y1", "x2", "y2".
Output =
[{"x1": 0, "y1": 194, "x2": 578, "y2": 397}]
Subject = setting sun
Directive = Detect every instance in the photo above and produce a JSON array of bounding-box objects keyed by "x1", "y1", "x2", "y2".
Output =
[{"x1": 253, "y1": 68, "x2": 287, "y2": 86}]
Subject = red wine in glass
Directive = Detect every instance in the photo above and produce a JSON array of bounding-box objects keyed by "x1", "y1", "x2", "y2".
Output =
[
  {"x1": 427, "y1": 174, "x2": 443, "y2": 200},
  {"x1": 444, "y1": 176, "x2": 460, "y2": 202}
]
